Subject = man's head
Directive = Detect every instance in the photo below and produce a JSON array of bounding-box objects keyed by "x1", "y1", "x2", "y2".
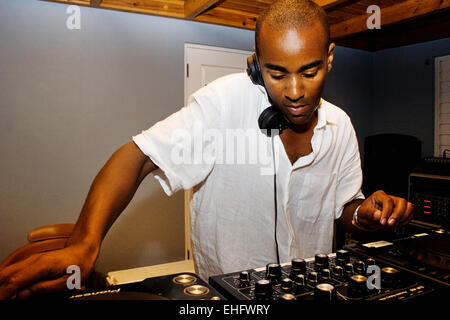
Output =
[{"x1": 254, "y1": 0, "x2": 335, "y2": 128}]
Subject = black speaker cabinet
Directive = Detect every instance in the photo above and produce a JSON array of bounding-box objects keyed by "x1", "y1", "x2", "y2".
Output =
[{"x1": 363, "y1": 134, "x2": 421, "y2": 199}]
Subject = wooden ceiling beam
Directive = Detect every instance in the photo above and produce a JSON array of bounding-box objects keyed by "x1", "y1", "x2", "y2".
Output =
[
  {"x1": 184, "y1": 0, "x2": 224, "y2": 19},
  {"x1": 90, "y1": 0, "x2": 102, "y2": 7},
  {"x1": 313, "y1": 0, "x2": 353, "y2": 10},
  {"x1": 331, "y1": 0, "x2": 450, "y2": 40}
]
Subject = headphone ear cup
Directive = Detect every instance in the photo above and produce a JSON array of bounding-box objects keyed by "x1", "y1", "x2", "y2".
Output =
[
  {"x1": 258, "y1": 106, "x2": 287, "y2": 132},
  {"x1": 246, "y1": 53, "x2": 264, "y2": 87}
]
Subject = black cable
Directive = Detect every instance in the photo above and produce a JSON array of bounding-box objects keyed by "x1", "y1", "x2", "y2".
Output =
[{"x1": 271, "y1": 136, "x2": 280, "y2": 265}]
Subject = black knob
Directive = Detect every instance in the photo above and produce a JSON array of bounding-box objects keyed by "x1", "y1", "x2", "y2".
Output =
[
  {"x1": 349, "y1": 275, "x2": 368, "y2": 297},
  {"x1": 254, "y1": 279, "x2": 272, "y2": 300},
  {"x1": 354, "y1": 260, "x2": 366, "y2": 275},
  {"x1": 290, "y1": 258, "x2": 306, "y2": 277},
  {"x1": 332, "y1": 266, "x2": 344, "y2": 279},
  {"x1": 281, "y1": 278, "x2": 293, "y2": 292},
  {"x1": 293, "y1": 274, "x2": 306, "y2": 294},
  {"x1": 319, "y1": 268, "x2": 331, "y2": 283},
  {"x1": 381, "y1": 267, "x2": 400, "y2": 287},
  {"x1": 336, "y1": 249, "x2": 350, "y2": 265},
  {"x1": 266, "y1": 263, "x2": 281, "y2": 284},
  {"x1": 344, "y1": 263, "x2": 354, "y2": 278},
  {"x1": 314, "y1": 283, "x2": 336, "y2": 301},
  {"x1": 239, "y1": 271, "x2": 250, "y2": 287},
  {"x1": 366, "y1": 258, "x2": 376, "y2": 266},
  {"x1": 307, "y1": 271, "x2": 318, "y2": 286},
  {"x1": 315, "y1": 253, "x2": 329, "y2": 270},
  {"x1": 280, "y1": 293, "x2": 296, "y2": 300}
]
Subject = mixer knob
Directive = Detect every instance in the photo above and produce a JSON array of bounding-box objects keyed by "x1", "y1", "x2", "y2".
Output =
[
  {"x1": 354, "y1": 260, "x2": 366, "y2": 274},
  {"x1": 349, "y1": 275, "x2": 368, "y2": 298},
  {"x1": 293, "y1": 274, "x2": 306, "y2": 294},
  {"x1": 366, "y1": 258, "x2": 376, "y2": 266},
  {"x1": 281, "y1": 278, "x2": 293, "y2": 292},
  {"x1": 315, "y1": 253, "x2": 329, "y2": 270},
  {"x1": 314, "y1": 283, "x2": 336, "y2": 301},
  {"x1": 381, "y1": 267, "x2": 400, "y2": 287},
  {"x1": 336, "y1": 249, "x2": 350, "y2": 265},
  {"x1": 290, "y1": 258, "x2": 306, "y2": 278},
  {"x1": 345, "y1": 263, "x2": 354, "y2": 278},
  {"x1": 332, "y1": 266, "x2": 344, "y2": 279},
  {"x1": 254, "y1": 279, "x2": 272, "y2": 300},
  {"x1": 239, "y1": 271, "x2": 251, "y2": 287},
  {"x1": 319, "y1": 268, "x2": 331, "y2": 283},
  {"x1": 307, "y1": 271, "x2": 318, "y2": 286},
  {"x1": 266, "y1": 263, "x2": 282, "y2": 284}
]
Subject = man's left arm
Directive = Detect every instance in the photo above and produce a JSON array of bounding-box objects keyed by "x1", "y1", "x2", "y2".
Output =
[{"x1": 338, "y1": 190, "x2": 415, "y2": 233}]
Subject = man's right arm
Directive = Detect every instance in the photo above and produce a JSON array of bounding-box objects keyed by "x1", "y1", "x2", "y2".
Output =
[{"x1": 0, "y1": 141, "x2": 157, "y2": 299}]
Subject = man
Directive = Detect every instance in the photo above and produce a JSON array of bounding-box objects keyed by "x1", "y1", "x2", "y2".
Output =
[{"x1": 0, "y1": 0, "x2": 413, "y2": 299}]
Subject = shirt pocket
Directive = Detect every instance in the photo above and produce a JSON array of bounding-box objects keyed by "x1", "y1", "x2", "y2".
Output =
[{"x1": 289, "y1": 172, "x2": 337, "y2": 224}]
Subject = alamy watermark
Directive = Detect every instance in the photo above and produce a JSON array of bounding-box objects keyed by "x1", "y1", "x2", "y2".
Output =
[
  {"x1": 170, "y1": 122, "x2": 280, "y2": 175},
  {"x1": 66, "y1": 5, "x2": 81, "y2": 30}
]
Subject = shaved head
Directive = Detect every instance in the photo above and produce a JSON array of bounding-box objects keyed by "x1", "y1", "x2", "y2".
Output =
[{"x1": 255, "y1": 0, "x2": 330, "y2": 56}]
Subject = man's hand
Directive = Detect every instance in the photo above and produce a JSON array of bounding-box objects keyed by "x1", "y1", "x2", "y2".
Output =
[
  {"x1": 356, "y1": 190, "x2": 415, "y2": 230},
  {"x1": 0, "y1": 243, "x2": 97, "y2": 300}
]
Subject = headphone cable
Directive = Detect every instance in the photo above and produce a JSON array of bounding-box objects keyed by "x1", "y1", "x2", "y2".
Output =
[{"x1": 271, "y1": 135, "x2": 280, "y2": 265}]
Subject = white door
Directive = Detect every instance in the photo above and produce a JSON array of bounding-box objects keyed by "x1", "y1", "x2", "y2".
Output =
[{"x1": 183, "y1": 43, "x2": 253, "y2": 260}]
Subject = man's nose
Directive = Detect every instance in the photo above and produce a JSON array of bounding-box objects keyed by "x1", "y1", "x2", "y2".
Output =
[{"x1": 285, "y1": 75, "x2": 304, "y2": 102}]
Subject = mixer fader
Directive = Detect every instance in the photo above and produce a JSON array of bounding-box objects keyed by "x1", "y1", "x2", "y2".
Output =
[{"x1": 208, "y1": 250, "x2": 439, "y2": 301}]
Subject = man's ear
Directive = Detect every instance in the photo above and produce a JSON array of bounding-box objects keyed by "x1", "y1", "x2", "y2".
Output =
[{"x1": 327, "y1": 43, "x2": 335, "y2": 72}]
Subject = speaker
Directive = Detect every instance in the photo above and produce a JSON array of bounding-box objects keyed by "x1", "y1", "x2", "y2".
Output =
[{"x1": 363, "y1": 134, "x2": 421, "y2": 199}]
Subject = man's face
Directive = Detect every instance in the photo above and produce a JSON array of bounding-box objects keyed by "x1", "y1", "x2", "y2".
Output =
[{"x1": 258, "y1": 20, "x2": 334, "y2": 127}]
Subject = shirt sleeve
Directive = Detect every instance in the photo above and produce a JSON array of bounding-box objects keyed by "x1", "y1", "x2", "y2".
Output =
[
  {"x1": 334, "y1": 121, "x2": 365, "y2": 220},
  {"x1": 132, "y1": 85, "x2": 221, "y2": 196}
]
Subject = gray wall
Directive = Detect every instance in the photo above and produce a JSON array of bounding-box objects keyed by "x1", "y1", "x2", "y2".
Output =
[
  {"x1": 0, "y1": 0, "x2": 380, "y2": 275},
  {"x1": 372, "y1": 37, "x2": 450, "y2": 157}
]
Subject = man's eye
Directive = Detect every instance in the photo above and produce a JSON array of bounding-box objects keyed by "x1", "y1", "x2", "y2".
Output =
[
  {"x1": 303, "y1": 72, "x2": 317, "y2": 78},
  {"x1": 270, "y1": 74, "x2": 285, "y2": 80}
]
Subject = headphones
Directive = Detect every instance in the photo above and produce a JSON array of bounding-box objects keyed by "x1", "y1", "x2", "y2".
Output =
[{"x1": 246, "y1": 53, "x2": 288, "y2": 133}]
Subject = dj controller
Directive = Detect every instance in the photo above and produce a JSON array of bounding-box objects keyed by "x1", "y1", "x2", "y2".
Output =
[{"x1": 209, "y1": 230, "x2": 448, "y2": 302}]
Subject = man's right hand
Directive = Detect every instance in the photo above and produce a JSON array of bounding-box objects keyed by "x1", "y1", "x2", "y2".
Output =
[{"x1": 0, "y1": 242, "x2": 99, "y2": 300}]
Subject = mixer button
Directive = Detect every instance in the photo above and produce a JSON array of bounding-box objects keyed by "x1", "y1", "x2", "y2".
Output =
[
  {"x1": 184, "y1": 285, "x2": 210, "y2": 296},
  {"x1": 314, "y1": 283, "x2": 336, "y2": 301},
  {"x1": 173, "y1": 274, "x2": 197, "y2": 285},
  {"x1": 280, "y1": 293, "x2": 296, "y2": 300}
]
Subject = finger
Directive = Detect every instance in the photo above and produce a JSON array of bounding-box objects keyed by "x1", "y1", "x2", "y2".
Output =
[
  {"x1": 15, "y1": 276, "x2": 68, "y2": 300},
  {"x1": 399, "y1": 202, "x2": 415, "y2": 225},
  {"x1": 0, "y1": 254, "x2": 51, "y2": 300},
  {"x1": 379, "y1": 195, "x2": 394, "y2": 226},
  {"x1": 386, "y1": 197, "x2": 407, "y2": 227}
]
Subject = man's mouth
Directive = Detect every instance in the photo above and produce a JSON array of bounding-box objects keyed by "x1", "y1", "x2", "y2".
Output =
[{"x1": 285, "y1": 104, "x2": 308, "y2": 116}]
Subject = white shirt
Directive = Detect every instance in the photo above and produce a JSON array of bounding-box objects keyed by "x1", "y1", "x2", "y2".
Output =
[{"x1": 133, "y1": 72, "x2": 364, "y2": 281}]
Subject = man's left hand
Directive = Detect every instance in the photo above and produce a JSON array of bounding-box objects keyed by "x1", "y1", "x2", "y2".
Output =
[{"x1": 356, "y1": 190, "x2": 415, "y2": 230}]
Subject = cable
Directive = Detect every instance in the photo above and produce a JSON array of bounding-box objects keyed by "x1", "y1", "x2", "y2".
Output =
[{"x1": 271, "y1": 135, "x2": 280, "y2": 265}]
